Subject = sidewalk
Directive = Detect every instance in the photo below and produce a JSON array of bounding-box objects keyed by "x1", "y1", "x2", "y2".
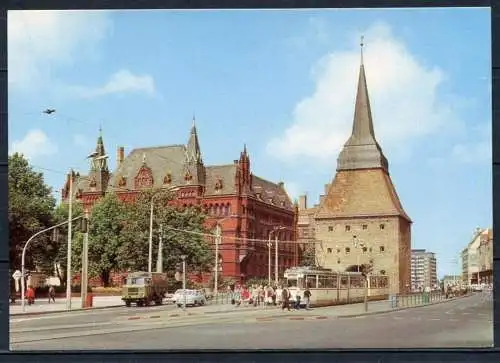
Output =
[{"x1": 9, "y1": 295, "x2": 123, "y2": 316}]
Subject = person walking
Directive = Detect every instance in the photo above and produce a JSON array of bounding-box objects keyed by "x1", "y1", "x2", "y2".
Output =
[
  {"x1": 26, "y1": 285, "x2": 35, "y2": 306},
  {"x1": 281, "y1": 286, "x2": 291, "y2": 311},
  {"x1": 48, "y1": 285, "x2": 56, "y2": 304},
  {"x1": 303, "y1": 287, "x2": 311, "y2": 310}
]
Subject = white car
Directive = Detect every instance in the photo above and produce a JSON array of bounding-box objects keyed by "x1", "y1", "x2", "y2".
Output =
[{"x1": 175, "y1": 289, "x2": 206, "y2": 307}]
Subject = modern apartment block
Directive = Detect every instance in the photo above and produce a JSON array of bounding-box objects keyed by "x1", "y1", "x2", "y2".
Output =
[{"x1": 411, "y1": 249, "x2": 438, "y2": 291}]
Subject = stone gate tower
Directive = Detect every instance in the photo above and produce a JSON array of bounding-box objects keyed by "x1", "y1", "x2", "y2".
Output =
[{"x1": 314, "y1": 39, "x2": 412, "y2": 294}]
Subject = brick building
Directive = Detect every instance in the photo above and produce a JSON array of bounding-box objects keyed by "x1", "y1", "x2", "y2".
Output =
[
  {"x1": 62, "y1": 121, "x2": 298, "y2": 283},
  {"x1": 478, "y1": 228, "x2": 493, "y2": 284},
  {"x1": 298, "y1": 43, "x2": 412, "y2": 294}
]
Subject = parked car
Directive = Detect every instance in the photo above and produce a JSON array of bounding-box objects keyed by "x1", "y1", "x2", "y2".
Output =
[{"x1": 175, "y1": 289, "x2": 206, "y2": 308}]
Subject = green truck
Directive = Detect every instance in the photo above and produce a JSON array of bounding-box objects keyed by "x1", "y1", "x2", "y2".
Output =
[{"x1": 121, "y1": 271, "x2": 168, "y2": 307}]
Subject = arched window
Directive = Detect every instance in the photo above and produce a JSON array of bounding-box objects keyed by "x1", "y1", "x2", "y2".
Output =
[{"x1": 227, "y1": 203, "x2": 231, "y2": 215}]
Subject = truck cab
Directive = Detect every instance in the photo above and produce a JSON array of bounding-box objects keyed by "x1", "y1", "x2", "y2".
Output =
[{"x1": 121, "y1": 271, "x2": 167, "y2": 307}]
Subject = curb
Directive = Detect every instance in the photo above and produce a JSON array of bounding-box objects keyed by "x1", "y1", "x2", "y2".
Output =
[
  {"x1": 252, "y1": 295, "x2": 473, "y2": 322},
  {"x1": 10, "y1": 304, "x2": 124, "y2": 317},
  {"x1": 336, "y1": 294, "x2": 472, "y2": 319}
]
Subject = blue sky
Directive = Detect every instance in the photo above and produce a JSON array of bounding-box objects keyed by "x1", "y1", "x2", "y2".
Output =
[{"x1": 8, "y1": 9, "x2": 491, "y2": 278}]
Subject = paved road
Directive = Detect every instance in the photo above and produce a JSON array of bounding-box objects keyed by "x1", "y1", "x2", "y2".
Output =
[{"x1": 11, "y1": 293, "x2": 492, "y2": 350}]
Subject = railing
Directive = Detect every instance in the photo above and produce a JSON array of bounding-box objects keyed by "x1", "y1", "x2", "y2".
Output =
[{"x1": 390, "y1": 289, "x2": 472, "y2": 309}]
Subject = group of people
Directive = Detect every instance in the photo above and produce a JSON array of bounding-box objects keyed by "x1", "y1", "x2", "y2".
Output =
[
  {"x1": 228, "y1": 284, "x2": 312, "y2": 311},
  {"x1": 23, "y1": 285, "x2": 56, "y2": 305}
]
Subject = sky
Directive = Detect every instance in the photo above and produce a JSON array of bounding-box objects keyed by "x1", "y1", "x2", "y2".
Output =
[{"x1": 8, "y1": 9, "x2": 491, "y2": 278}]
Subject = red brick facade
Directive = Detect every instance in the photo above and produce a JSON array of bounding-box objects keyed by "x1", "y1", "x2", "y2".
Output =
[{"x1": 62, "y1": 123, "x2": 299, "y2": 285}]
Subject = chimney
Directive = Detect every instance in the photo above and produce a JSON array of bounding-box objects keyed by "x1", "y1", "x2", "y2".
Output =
[
  {"x1": 298, "y1": 195, "x2": 307, "y2": 210},
  {"x1": 117, "y1": 146, "x2": 125, "y2": 167}
]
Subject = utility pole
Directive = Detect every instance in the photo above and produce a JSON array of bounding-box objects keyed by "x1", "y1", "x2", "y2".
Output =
[
  {"x1": 81, "y1": 210, "x2": 89, "y2": 309},
  {"x1": 267, "y1": 235, "x2": 272, "y2": 285},
  {"x1": 214, "y1": 224, "x2": 221, "y2": 295},
  {"x1": 66, "y1": 169, "x2": 74, "y2": 311},
  {"x1": 148, "y1": 200, "x2": 154, "y2": 273},
  {"x1": 181, "y1": 255, "x2": 187, "y2": 311},
  {"x1": 274, "y1": 233, "x2": 279, "y2": 285},
  {"x1": 156, "y1": 224, "x2": 163, "y2": 273}
]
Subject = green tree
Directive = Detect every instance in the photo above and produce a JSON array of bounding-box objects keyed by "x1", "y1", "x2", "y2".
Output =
[
  {"x1": 117, "y1": 189, "x2": 214, "y2": 276},
  {"x1": 87, "y1": 193, "x2": 128, "y2": 286},
  {"x1": 301, "y1": 244, "x2": 316, "y2": 267},
  {"x1": 8, "y1": 153, "x2": 56, "y2": 273}
]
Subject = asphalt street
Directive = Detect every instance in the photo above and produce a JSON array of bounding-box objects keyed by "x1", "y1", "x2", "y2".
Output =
[{"x1": 10, "y1": 293, "x2": 492, "y2": 350}]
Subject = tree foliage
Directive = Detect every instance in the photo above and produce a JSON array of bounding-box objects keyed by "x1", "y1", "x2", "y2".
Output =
[
  {"x1": 300, "y1": 245, "x2": 316, "y2": 267},
  {"x1": 8, "y1": 153, "x2": 56, "y2": 272},
  {"x1": 87, "y1": 193, "x2": 128, "y2": 286},
  {"x1": 117, "y1": 189, "x2": 214, "y2": 276}
]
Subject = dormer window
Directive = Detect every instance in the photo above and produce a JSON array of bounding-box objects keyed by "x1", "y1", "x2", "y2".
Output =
[
  {"x1": 118, "y1": 176, "x2": 127, "y2": 187},
  {"x1": 163, "y1": 173, "x2": 172, "y2": 184},
  {"x1": 214, "y1": 178, "x2": 223, "y2": 191}
]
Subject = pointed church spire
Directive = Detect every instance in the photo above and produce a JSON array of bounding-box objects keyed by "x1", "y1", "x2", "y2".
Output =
[
  {"x1": 91, "y1": 128, "x2": 108, "y2": 171},
  {"x1": 185, "y1": 116, "x2": 202, "y2": 163},
  {"x1": 336, "y1": 37, "x2": 389, "y2": 173}
]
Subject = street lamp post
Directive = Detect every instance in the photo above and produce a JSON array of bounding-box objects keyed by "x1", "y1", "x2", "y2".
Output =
[
  {"x1": 267, "y1": 235, "x2": 272, "y2": 285},
  {"x1": 21, "y1": 216, "x2": 83, "y2": 312},
  {"x1": 66, "y1": 169, "x2": 74, "y2": 311},
  {"x1": 267, "y1": 226, "x2": 286, "y2": 286},
  {"x1": 156, "y1": 224, "x2": 163, "y2": 273},
  {"x1": 80, "y1": 209, "x2": 90, "y2": 309},
  {"x1": 181, "y1": 255, "x2": 187, "y2": 311}
]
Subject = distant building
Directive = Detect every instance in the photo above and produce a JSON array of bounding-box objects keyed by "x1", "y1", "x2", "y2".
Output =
[
  {"x1": 305, "y1": 42, "x2": 412, "y2": 294},
  {"x1": 410, "y1": 249, "x2": 437, "y2": 291},
  {"x1": 461, "y1": 227, "x2": 484, "y2": 285},
  {"x1": 442, "y1": 275, "x2": 461, "y2": 288},
  {"x1": 478, "y1": 228, "x2": 493, "y2": 284},
  {"x1": 296, "y1": 194, "x2": 319, "y2": 265}
]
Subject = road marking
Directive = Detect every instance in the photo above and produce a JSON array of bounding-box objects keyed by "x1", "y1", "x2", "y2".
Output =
[{"x1": 10, "y1": 322, "x2": 114, "y2": 334}]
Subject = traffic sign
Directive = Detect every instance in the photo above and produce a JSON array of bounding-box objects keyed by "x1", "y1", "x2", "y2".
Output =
[{"x1": 12, "y1": 270, "x2": 22, "y2": 280}]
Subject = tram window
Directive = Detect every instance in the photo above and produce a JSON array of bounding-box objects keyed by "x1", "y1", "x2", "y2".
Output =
[
  {"x1": 350, "y1": 276, "x2": 363, "y2": 288},
  {"x1": 380, "y1": 277, "x2": 388, "y2": 288},
  {"x1": 340, "y1": 276, "x2": 348, "y2": 288},
  {"x1": 305, "y1": 276, "x2": 316, "y2": 288},
  {"x1": 287, "y1": 279, "x2": 299, "y2": 287}
]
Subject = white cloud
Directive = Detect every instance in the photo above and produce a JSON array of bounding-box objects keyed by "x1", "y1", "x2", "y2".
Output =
[
  {"x1": 69, "y1": 69, "x2": 157, "y2": 98},
  {"x1": 8, "y1": 10, "x2": 112, "y2": 90},
  {"x1": 10, "y1": 129, "x2": 58, "y2": 160},
  {"x1": 267, "y1": 22, "x2": 457, "y2": 164}
]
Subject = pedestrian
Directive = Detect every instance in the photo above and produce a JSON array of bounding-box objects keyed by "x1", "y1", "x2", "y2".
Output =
[
  {"x1": 48, "y1": 285, "x2": 56, "y2": 304},
  {"x1": 271, "y1": 286, "x2": 277, "y2": 306},
  {"x1": 26, "y1": 285, "x2": 35, "y2": 306},
  {"x1": 281, "y1": 286, "x2": 291, "y2": 311},
  {"x1": 304, "y1": 287, "x2": 311, "y2": 310},
  {"x1": 294, "y1": 293, "x2": 301, "y2": 310}
]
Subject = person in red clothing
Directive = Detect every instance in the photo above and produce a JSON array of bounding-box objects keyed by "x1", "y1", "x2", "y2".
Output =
[{"x1": 26, "y1": 286, "x2": 35, "y2": 305}]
